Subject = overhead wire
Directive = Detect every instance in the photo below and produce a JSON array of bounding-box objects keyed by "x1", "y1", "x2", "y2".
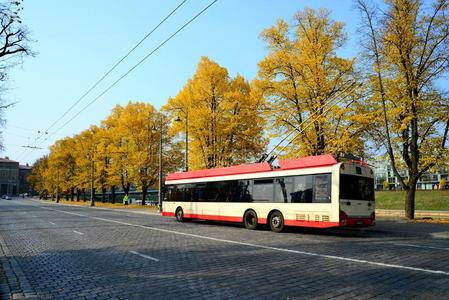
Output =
[
  {"x1": 39, "y1": 0, "x2": 218, "y2": 146},
  {"x1": 264, "y1": 82, "x2": 363, "y2": 163},
  {"x1": 30, "y1": 0, "x2": 189, "y2": 147},
  {"x1": 20, "y1": 0, "x2": 219, "y2": 162}
]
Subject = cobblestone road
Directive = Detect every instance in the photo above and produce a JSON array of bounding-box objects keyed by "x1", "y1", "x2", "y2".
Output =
[{"x1": 1, "y1": 198, "x2": 449, "y2": 299}]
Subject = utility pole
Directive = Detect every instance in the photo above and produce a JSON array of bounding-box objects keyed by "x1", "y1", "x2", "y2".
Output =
[
  {"x1": 158, "y1": 115, "x2": 163, "y2": 212},
  {"x1": 185, "y1": 109, "x2": 188, "y2": 172},
  {"x1": 176, "y1": 108, "x2": 189, "y2": 172},
  {"x1": 90, "y1": 153, "x2": 95, "y2": 207},
  {"x1": 56, "y1": 170, "x2": 60, "y2": 203}
]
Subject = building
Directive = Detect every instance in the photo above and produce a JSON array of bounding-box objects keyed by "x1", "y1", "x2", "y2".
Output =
[
  {"x1": 0, "y1": 157, "x2": 33, "y2": 196},
  {"x1": 19, "y1": 164, "x2": 32, "y2": 194},
  {"x1": 371, "y1": 156, "x2": 449, "y2": 190},
  {"x1": 0, "y1": 157, "x2": 19, "y2": 196}
]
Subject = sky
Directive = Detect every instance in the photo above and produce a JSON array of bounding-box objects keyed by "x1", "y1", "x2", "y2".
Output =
[{"x1": 2, "y1": 0, "x2": 369, "y2": 165}]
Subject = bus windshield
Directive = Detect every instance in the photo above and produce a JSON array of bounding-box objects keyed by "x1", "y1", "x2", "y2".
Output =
[{"x1": 340, "y1": 174, "x2": 374, "y2": 201}]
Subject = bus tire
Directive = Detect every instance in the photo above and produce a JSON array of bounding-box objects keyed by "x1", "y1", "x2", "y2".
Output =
[
  {"x1": 269, "y1": 211, "x2": 284, "y2": 233},
  {"x1": 175, "y1": 207, "x2": 184, "y2": 222},
  {"x1": 243, "y1": 210, "x2": 258, "y2": 230}
]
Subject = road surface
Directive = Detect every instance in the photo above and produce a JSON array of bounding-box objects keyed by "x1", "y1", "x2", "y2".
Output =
[{"x1": 1, "y1": 198, "x2": 449, "y2": 299}]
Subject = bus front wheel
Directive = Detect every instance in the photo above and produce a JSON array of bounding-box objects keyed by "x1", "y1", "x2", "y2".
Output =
[
  {"x1": 243, "y1": 210, "x2": 258, "y2": 230},
  {"x1": 269, "y1": 211, "x2": 284, "y2": 233},
  {"x1": 175, "y1": 207, "x2": 184, "y2": 222}
]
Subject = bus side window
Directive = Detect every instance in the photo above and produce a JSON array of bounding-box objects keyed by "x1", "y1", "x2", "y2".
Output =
[
  {"x1": 205, "y1": 182, "x2": 218, "y2": 202},
  {"x1": 174, "y1": 184, "x2": 185, "y2": 201},
  {"x1": 194, "y1": 183, "x2": 206, "y2": 202},
  {"x1": 224, "y1": 181, "x2": 238, "y2": 202},
  {"x1": 313, "y1": 174, "x2": 331, "y2": 203},
  {"x1": 253, "y1": 179, "x2": 274, "y2": 202},
  {"x1": 237, "y1": 180, "x2": 252, "y2": 202},
  {"x1": 274, "y1": 177, "x2": 293, "y2": 203},
  {"x1": 291, "y1": 175, "x2": 313, "y2": 203},
  {"x1": 184, "y1": 184, "x2": 196, "y2": 202}
]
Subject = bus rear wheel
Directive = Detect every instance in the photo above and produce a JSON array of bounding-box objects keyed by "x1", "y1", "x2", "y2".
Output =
[
  {"x1": 243, "y1": 210, "x2": 258, "y2": 230},
  {"x1": 269, "y1": 211, "x2": 284, "y2": 233},
  {"x1": 175, "y1": 207, "x2": 184, "y2": 222}
]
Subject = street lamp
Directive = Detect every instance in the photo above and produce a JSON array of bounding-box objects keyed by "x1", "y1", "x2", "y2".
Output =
[
  {"x1": 90, "y1": 149, "x2": 95, "y2": 207},
  {"x1": 175, "y1": 108, "x2": 189, "y2": 172},
  {"x1": 152, "y1": 115, "x2": 163, "y2": 212}
]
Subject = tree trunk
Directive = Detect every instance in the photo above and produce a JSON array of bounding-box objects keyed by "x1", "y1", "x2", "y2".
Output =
[
  {"x1": 71, "y1": 188, "x2": 75, "y2": 201},
  {"x1": 65, "y1": 193, "x2": 69, "y2": 201},
  {"x1": 82, "y1": 188, "x2": 86, "y2": 202},
  {"x1": 102, "y1": 187, "x2": 106, "y2": 203},
  {"x1": 142, "y1": 186, "x2": 147, "y2": 205},
  {"x1": 76, "y1": 189, "x2": 80, "y2": 201},
  {"x1": 111, "y1": 185, "x2": 116, "y2": 204},
  {"x1": 405, "y1": 179, "x2": 417, "y2": 220},
  {"x1": 122, "y1": 182, "x2": 130, "y2": 196}
]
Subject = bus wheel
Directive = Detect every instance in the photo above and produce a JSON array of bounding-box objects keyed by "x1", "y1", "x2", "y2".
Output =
[
  {"x1": 243, "y1": 210, "x2": 258, "y2": 230},
  {"x1": 175, "y1": 207, "x2": 184, "y2": 222},
  {"x1": 269, "y1": 211, "x2": 284, "y2": 233}
]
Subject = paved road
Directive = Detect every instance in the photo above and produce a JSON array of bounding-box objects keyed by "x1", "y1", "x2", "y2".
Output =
[{"x1": 1, "y1": 199, "x2": 449, "y2": 299}]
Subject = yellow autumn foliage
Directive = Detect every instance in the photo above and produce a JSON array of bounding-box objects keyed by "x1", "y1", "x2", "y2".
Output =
[
  {"x1": 254, "y1": 8, "x2": 366, "y2": 158},
  {"x1": 163, "y1": 56, "x2": 267, "y2": 170}
]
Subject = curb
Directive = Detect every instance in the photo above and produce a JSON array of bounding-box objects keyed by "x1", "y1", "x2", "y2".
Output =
[{"x1": 376, "y1": 209, "x2": 449, "y2": 219}]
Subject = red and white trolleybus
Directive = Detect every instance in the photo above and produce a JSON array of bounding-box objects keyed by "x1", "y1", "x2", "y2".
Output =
[{"x1": 162, "y1": 154, "x2": 375, "y2": 232}]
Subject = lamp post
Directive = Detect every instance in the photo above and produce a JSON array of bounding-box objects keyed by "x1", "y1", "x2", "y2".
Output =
[
  {"x1": 152, "y1": 115, "x2": 164, "y2": 212},
  {"x1": 175, "y1": 108, "x2": 188, "y2": 172},
  {"x1": 158, "y1": 118, "x2": 163, "y2": 212},
  {"x1": 90, "y1": 158, "x2": 95, "y2": 207}
]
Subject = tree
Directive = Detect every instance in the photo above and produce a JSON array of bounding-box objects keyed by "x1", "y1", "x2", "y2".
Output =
[
  {"x1": 72, "y1": 126, "x2": 99, "y2": 203},
  {"x1": 357, "y1": 0, "x2": 449, "y2": 219},
  {"x1": 117, "y1": 102, "x2": 161, "y2": 204},
  {"x1": 254, "y1": 8, "x2": 365, "y2": 158},
  {"x1": 27, "y1": 155, "x2": 48, "y2": 197},
  {"x1": 47, "y1": 141, "x2": 71, "y2": 202},
  {"x1": 51, "y1": 137, "x2": 77, "y2": 201},
  {"x1": 0, "y1": 0, "x2": 33, "y2": 149},
  {"x1": 164, "y1": 56, "x2": 267, "y2": 169},
  {"x1": 383, "y1": 180, "x2": 390, "y2": 190},
  {"x1": 102, "y1": 104, "x2": 133, "y2": 201},
  {"x1": 93, "y1": 128, "x2": 110, "y2": 203}
]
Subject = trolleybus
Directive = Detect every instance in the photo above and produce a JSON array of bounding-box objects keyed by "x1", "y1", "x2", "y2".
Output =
[{"x1": 162, "y1": 154, "x2": 375, "y2": 232}]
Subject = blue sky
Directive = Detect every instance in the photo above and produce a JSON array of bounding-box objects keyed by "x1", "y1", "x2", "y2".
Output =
[{"x1": 3, "y1": 0, "x2": 366, "y2": 165}]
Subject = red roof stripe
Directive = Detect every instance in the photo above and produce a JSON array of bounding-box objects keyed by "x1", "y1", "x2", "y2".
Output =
[
  {"x1": 278, "y1": 154, "x2": 337, "y2": 170},
  {"x1": 166, "y1": 162, "x2": 272, "y2": 181},
  {"x1": 166, "y1": 154, "x2": 338, "y2": 182}
]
